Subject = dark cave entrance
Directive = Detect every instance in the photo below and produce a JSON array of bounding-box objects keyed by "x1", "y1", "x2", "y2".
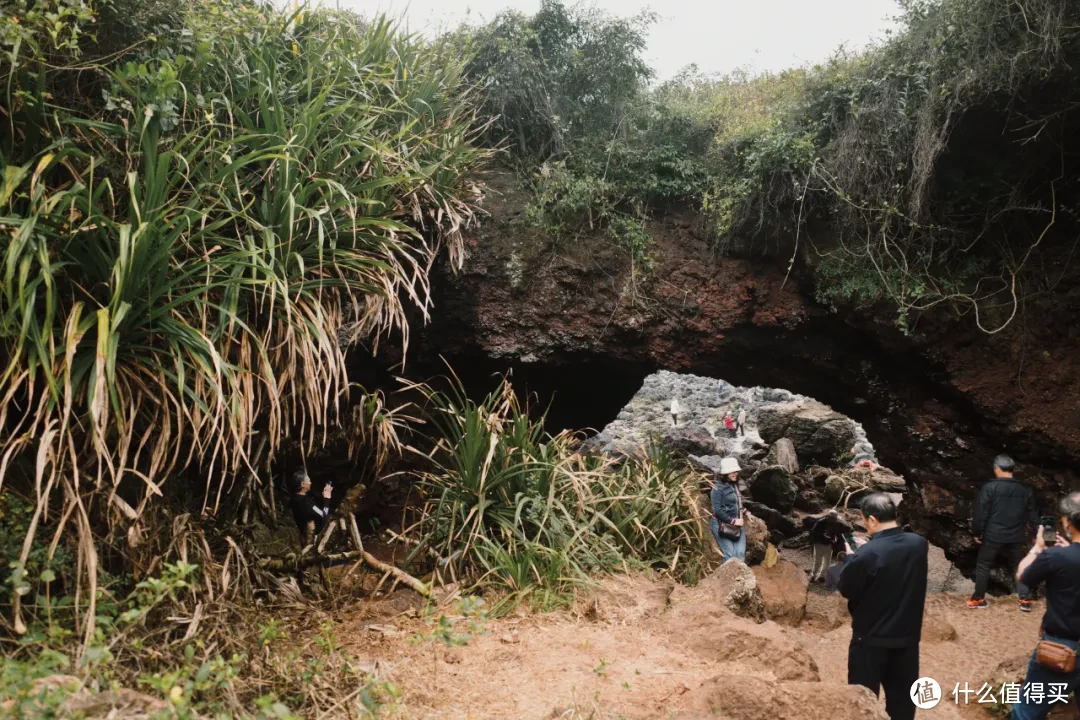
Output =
[{"x1": 403, "y1": 353, "x2": 656, "y2": 436}]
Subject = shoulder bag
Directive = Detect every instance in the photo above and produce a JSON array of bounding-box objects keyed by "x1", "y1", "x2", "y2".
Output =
[{"x1": 714, "y1": 483, "x2": 743, "y2": 541}]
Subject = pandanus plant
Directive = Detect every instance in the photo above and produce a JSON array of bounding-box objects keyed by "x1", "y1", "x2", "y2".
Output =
[{"x1": 0, "y1": 4, "x2": 488, "y2": 642}]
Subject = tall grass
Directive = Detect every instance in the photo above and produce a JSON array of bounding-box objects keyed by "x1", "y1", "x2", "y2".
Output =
[
  {"x1": 406, "y1": 374, "x2": 709, "y2": 610},
  {"x1": 0, "y1": 2, "x2": 488, "y2": 640}
]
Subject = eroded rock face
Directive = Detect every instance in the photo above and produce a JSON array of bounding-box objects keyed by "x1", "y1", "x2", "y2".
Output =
[
  {"x1": 767, "y1": 438, "x2": 800, "y2": 473},
  {"x1": 408, "y1": 176, "x2": 1080, "y2": 579},
  {"x1": 757, "y1": 401, "x2": 860, "y2": 465},
  {"x1": 753, "y1": 559, "x2": 809, "y2": 626},
  {"x1": 744, "y1": 515, "x2": 770, "y2": 566},
  {"x1": 749, "y1": 466, "x2": 798, "y2": 514}
]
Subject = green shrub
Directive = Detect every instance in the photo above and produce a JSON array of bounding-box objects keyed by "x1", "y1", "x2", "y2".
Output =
[
  {"x1": 409, "y1": 374, "x2": 709, "y2": 611},
  {"x1": 0, "y1": 0, "x2": 488, "y2": 630}
]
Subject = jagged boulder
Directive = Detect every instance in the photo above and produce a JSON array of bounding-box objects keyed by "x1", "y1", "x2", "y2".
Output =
[
  {"x1": 679, "y1": 677, "x2": 888, "y2": 720},
  {"x1": 748, "y1": 465, "x2": 797, "y2": 513},
  {"x1": 753, "y1": 559, "x2": 808, "y2": 626},
  {"x1": 757, "y1": 400, "x2": 859, "y2": 464},
  {"x1": 794, "y1": 483, "x2": 827, "y2": 513},
  {"x1": 701, "y1": 559, "x2": 766, "y2": 622},
  {"x1": 766, "y1": 438, "x2": 800, "y2": 473},
  {"x1": 744, "y1": 501, "x2": 801, "y2": 539},
  {"x1": 661, "y1": 424, "x2": 721, "y2": 456},
  {"x1": 824, "y1": 475, "x2": 846, "y2": 504},
  {"x1": 744, "y1": 515, "x2": 769, "y2": 566}
]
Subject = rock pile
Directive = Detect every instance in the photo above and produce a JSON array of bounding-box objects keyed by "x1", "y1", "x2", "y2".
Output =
[{"x1": 588, "y1": 370, "x2": 909, "y2": 559}]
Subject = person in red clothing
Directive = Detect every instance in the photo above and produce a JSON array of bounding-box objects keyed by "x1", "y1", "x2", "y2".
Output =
[{"x1": 723, "y1": 412, "x2": 736, "y2": 438}]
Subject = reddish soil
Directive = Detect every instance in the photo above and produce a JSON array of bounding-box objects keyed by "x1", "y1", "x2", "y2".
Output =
[{"x1": 333, "y1": 563, "x2": 1069, "y2": 720}]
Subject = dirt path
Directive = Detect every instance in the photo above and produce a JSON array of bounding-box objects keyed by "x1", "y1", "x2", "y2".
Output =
[{"x1": 333, "y1": 561, "x2": 1073, "y2": 720}]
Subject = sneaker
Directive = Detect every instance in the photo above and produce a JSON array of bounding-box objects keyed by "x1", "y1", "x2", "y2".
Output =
[
  {"x1": 966, "y1": 599, "x2": 989, "y2": 609},
  {"x1": 1019, "y1": 599, "x2": 1033, "y2": 613}
]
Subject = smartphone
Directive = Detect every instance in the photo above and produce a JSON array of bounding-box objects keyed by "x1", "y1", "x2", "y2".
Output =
[{"x1": 1041, "y1": 516, "x2": 1057, "y2": 544}]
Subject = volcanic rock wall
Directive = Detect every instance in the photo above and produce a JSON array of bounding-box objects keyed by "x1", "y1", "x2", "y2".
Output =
[{"x1": 405, "y1": 173, "x2": 1080, "y2": 577}]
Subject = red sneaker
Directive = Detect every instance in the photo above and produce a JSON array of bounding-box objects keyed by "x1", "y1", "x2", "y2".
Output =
[
  {"x1": 966, "y1": 599, "x2": 988, "y2": 609},
  {"x1": 1019, "y1": 599, "x2": 1033, "y2": 613}
]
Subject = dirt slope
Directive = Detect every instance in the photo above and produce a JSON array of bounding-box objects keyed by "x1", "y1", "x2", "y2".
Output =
[{"x1": 335, "y1": 568, "x2": 1072, "y2": 720}]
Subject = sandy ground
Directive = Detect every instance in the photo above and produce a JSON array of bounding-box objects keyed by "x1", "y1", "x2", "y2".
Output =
[{"x1": 330, "y1": 544, "x2": 1072, "y2": 720}]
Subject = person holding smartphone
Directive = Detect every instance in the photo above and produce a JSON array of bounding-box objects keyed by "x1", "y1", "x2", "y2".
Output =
[{"x1": 1010, "y1": 492, "x2": 1080, "y2": 720}]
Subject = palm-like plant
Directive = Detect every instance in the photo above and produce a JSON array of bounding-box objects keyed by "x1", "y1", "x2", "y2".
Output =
[
  {"x1": 0, "y1": 3, "x2": 487, "y2": 637},
  {"x1": 409, "y1": 373, "x2": 709, "y2": 610}
]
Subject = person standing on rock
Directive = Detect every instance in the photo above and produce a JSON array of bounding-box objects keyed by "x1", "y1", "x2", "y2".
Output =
[
  {"x1": 736, "y1": 407, "x2": 747, "y2": 437},
  {"x1": 838, "y1": 493, "x2": 928, "y2": 720},
  {"x1": 968, "y1": 454, "x2": 1039, "y2": 611},
  {"x1": 710, "y1": 457, "x2": 749, "y2": 564},
  {"x1": 671, "y1": 397, "x2": 680, "y2": 427},
  {"x1": 1009, "y1": 492, "x2": 1080, "y2": 720}
]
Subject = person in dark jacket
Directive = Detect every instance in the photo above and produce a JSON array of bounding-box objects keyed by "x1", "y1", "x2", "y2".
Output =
[
  {"x1": 839, "y1": 493, "x2": 929, "y2": 720},
  {"x1": 968, "y1": 454, "x2": 1039, "y2": 611},
  {"x1": 290, "y1": 469, "x2": 332, "y2": 545},
  {"x1": 810, "y1": 510, "x2": 852, "y2": 582},
  {"x1": 710, "y1": 457, "x2": 750, "y2": 563},
  {"x1": 1009, "y1": 492, "x2": 1080, "y2": 720}
]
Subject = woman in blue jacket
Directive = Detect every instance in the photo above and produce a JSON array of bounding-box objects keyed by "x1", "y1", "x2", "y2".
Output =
[{"x1": 711, "y1": 457, "x2": 748, "y2": 563}]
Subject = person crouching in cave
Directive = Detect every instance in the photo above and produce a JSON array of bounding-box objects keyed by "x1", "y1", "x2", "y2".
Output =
[
  {"x1": 290, "y1": 469, "x2": 332, "y2": 547},
  {"x1": 810, "y1": 510, "x2": 852, "y2": 582},
  {"x1": 710, "y1": 457, "x2": 751, "y2": 563},
  {"x1": 968, "y1": 454, "x2": 1039, "y2": 611}
]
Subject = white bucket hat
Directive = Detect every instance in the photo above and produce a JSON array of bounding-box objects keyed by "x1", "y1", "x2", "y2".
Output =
[{"x1": 719, "y1": 457, "x2": 741, "y2": 475}]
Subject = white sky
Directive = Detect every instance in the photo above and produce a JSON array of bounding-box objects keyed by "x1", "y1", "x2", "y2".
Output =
[{"x1": 323, "y1": 0, "x2": 902, "y2": 80}]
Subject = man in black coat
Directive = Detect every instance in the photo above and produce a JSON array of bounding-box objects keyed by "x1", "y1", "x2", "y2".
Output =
[
  {"x1": 968, "y1": 454, "x2": 1039, "y2": 611},
  {"x1": 839, "y1": 493, "x2": 929, "y2": 720}
]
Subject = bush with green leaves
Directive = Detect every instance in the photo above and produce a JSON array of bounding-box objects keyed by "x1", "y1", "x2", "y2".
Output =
[
  {"x1": 458, "y1": 0, "x2": 714, "y2": 269},
  {"x1": 0, "y1": 0, "x2": 487, "y2": 634},
  {"x1": 407, "y1": 374, "x2": 709, "y2": 611},
  {"x1": 462, "y1": 0, "x2": 1080, "y2": 329}
]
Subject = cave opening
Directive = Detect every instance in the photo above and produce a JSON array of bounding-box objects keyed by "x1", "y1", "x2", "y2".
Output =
[{"x1": 404, "y1": 353, "x2": 656, "y2": 436}]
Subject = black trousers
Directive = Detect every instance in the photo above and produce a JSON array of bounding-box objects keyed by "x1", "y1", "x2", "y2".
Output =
[
  {"x1": 972, "y1": 540, "x2": 1029, "y2": 600},
  {"x1": 848, "y1": 641, "x2": 919, "y2": 720}
]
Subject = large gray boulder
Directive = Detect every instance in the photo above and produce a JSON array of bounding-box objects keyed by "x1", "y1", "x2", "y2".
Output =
[
  {"x1": 744, "y1": 501, "x2": 802, "y2": 539},
  {"x1": 660, "y1": 424, "x2": 721, "y2": 456},
  {"x1": 765, "y1": 438, "x2": 800, "y2": 473},
  {"x1": 749, "y1": 465, "x2": 798, "y2": 513},
  {"x1": 757, "y1": 400, "x2": 860, "y2": 464}
]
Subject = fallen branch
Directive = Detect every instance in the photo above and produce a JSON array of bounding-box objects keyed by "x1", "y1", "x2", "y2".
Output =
[{"x1": 258, "y1": 550, "x2": 430, "y2": 597}]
